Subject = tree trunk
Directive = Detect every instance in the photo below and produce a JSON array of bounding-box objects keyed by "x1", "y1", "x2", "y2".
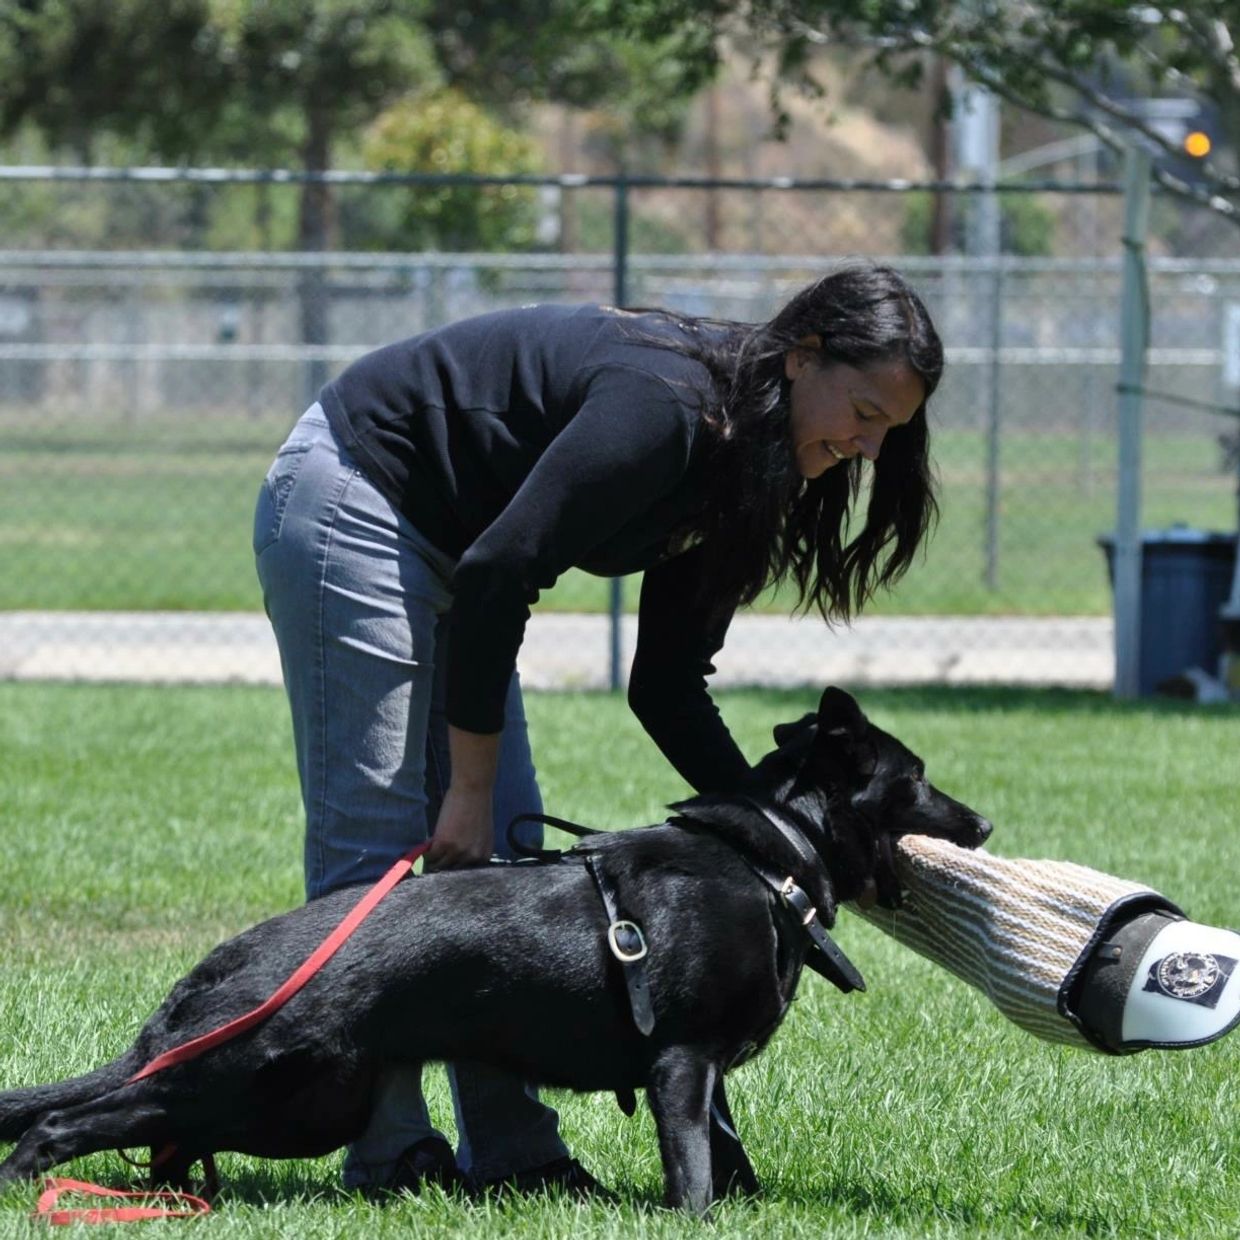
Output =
[
  {"x1": 929, "y1": 55, "x2": 953, "y2": 255},
  {"x1": 704, "y1": 84, "x2": 721, "y2": 250}
]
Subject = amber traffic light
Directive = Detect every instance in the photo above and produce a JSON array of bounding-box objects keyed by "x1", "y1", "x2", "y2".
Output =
[{"x1": 1184, "y1": 130, "x2": 1212, "y2": 158}]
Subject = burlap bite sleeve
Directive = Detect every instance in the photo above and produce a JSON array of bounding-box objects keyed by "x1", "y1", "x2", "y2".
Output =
[{"x1": 853, "y1": 836, "x2": 1178, "y2": 1052}]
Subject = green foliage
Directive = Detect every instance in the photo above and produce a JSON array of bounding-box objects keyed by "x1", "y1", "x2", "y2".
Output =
[
  {"x1": 568, "y1": 196, "x2": 699, "y2": 254},
  {"x1": 203, "y1": 183, "x2": 302, "y2": 250},
  {"x1": 594, "y1": 0, "x2": 1240, "y2": 227},
  {"x1": 198, "y1": 0, "x2": 441, "y2": 165},
  {"x1": 348, "y1": 89, "x2": 545, "y2": 252},
  {"x1": 425, "y1": 0, "x2": 706, "y2": 138},
  {"x1": 0, "y1": 0, "x2": 703, "y2": 181},
  {"x1": 0, "y1": 0, "x2": 708, "y2": 256},
  {"x1": 901, "y1": 190, "x2": 1055, "y2": 257},
  {"x1": 0, "y1": 0, "x2": 440, "y2": 165},
  {"x1": 998, "y1": 193, "x2": 1056, "y2": 256},
  {"x1": 547, "y1": 38, "x2": 704, "y2": 164},
  {"x1": 0, "y1": 123, "x2": 230, "y2": 248},
  {"x1": 0, "y1": 0, "x2": 221, "y2": 158}
]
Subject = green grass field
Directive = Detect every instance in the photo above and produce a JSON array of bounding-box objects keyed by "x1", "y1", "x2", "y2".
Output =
[
  {"x1": 1, "y1": 413, "x2": 1234, "y2": 615},
  {"x1": 2, "y1": 682, "x2": 1238, "y2": 1237}
]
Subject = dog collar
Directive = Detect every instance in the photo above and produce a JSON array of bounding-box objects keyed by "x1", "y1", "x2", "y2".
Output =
[
  {"x1": 737, "y1": 798, "x2": 866, "y2": 994},
  {"x1": 775, "y1": 872, "x2": 866, "y2": 994}
]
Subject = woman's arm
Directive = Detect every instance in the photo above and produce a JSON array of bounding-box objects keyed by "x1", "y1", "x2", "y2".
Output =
[
  {"x1": 628, "y1": 544, "x2": 753, "y2": 796},
  {"x1": 424, "y1": 726, "x2": 500, "y2": 869},
  {"x1": 434, "y1": 367, "x2": 702, "y2": 864}
]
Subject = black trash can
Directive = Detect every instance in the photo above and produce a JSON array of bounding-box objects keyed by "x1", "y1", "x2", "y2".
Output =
[{"x1": 1098, "y1": 527, "x2": 1238, "y2": 696}]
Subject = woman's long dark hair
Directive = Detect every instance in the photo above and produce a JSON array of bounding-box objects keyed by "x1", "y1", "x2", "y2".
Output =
[{"x1": 646, "y1": 264, "x2": 943, "y2": 623}]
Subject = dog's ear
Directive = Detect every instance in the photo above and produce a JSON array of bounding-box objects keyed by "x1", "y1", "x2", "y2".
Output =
[
  {"x1": 773, "y1": 712, "x2": 816, "y2": 748},
  {"x1": 816, "y1": 687, "x2": 876, "y2": 777},
  {"x1": 817, "y1": 687, "x2": 865, "y2": 737}
]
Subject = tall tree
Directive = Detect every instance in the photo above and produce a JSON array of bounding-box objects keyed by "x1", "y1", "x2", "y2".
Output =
[
  {"x1": 592, "y1": 0, "x2": 1240, "y2": 227},
  {"x1": 0, "y1": 0, "x2": 440, "y2": 382},
  {"x1": 422, "y1": 0, "x2": 707, "y2": 151},
  {"x1": 0, "y1": 0, "x2": 225, "y2": 162},
  {"x1": 199, "y1": 2, "x2": 439, "y2": 251},
  {"x1": 193, "y1": 2, "x2": 439, "y2": 372}
]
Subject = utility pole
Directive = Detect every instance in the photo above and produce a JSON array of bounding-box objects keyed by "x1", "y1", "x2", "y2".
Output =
[
  {"x1": 1113, "y1": 147, "x2": 1151, "y2": 699},
  {"x1": 929, "y1": 56, "x2": 952, "y2": 253},
  {"x1": 952, "y1": 71, "x2": 1004, "y2": 590}
]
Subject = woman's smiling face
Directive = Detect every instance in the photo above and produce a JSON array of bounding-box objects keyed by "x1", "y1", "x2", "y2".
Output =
[{"x1": 784, "y1": 343, "x2": 926, "y2": 480}]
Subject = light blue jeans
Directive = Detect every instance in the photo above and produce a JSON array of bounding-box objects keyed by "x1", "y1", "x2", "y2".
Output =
[{"x1": 253, "y1": 405, "x2": 568, "y2": 1187}]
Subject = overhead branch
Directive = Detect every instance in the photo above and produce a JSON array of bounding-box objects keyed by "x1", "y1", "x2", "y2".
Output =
[
  {"x1": 713, "y1": 4, "x2": 1240, "y2": 224},
  {"x1": 1177, "y1": 11, "x2": 1240, "y2": 93}
]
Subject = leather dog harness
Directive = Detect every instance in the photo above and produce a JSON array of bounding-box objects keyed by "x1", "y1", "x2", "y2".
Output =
[
  {"x1": 507, "y1": 807, "x2": 868, "y2": 1040},
  {"x1": 584, "y1": 854, "x2": 658, "y2": 1036}
]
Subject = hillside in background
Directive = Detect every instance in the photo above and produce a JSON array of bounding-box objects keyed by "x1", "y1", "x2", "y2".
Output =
[{"x1": 529, "y1": 50, "x2": 934, "y2": 255}]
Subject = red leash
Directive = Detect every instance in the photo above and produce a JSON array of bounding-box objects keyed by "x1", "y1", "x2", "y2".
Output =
[
  {"x1": 130, "y1": 843, "x2": 428, "y2": 1081},
  {"x1": 35, "y1": 843, "x2": 429, "y2": 1225},
  {"x1": 35, "y1": 1179, "x2": 212, "y2": 1225}
]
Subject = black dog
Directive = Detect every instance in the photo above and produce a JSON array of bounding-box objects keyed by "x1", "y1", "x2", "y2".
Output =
[{"x1": 0, "y1": 688, "x2": 990, "y2": 1214}]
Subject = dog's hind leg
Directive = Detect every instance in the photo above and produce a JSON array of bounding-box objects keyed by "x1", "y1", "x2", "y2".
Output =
[
  {"x1": 0, "y1": 1084, "x2": 169, "y2": 1188},
  {"x1": 646, "y1": 1047, "x2": 718, "y2": 1215},
  {"x1": 709, "y1": 1079, "x2": 760, "y2": 1199},
  {"x1": 0, "y1": 1056, "x2": 139, "y2": 1144}
]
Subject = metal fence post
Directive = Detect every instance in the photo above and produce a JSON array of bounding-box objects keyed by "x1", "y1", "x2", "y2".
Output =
[
  {"x1": 984, "y1": 253, "x2": 1004, "y2": 589},
  {"x1": 608, "y1": 175, "x2": 630, "y2": 692},
  {"x1": 1113, "y1": 147, "x2": 1151, "y2": 699}
]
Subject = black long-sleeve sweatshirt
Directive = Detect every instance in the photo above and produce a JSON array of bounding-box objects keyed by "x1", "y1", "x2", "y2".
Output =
[{"x1": 319, "y1": 302, "x2": 752, "y2": 794}]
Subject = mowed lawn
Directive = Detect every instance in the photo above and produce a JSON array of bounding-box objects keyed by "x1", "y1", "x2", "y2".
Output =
[
  {"x1": 1, "y1": 682, "x2": 1238, "y2": 1238},
  {"x1": 1, "y1": 413, "x2": 1233, "y2": 615}
]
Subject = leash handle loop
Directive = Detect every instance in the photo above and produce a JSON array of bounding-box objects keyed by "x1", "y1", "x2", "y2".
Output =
[
  {"x1": 505, "y1": 811, "x2": 602, "y2": 860},
  {"x1": 34, "y1": 1178, "x2": 211, "y2": 1224}
]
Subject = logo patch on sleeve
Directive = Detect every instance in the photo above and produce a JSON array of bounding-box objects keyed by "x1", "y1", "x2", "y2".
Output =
[{"x1": 1144, "y1": 952, "x2": 1237, "y2": 1007}]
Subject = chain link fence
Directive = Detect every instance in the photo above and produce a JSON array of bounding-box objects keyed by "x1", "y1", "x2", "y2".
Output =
[{"x1": 1, "y1": 171, "x2": 1237, "y2": 689}]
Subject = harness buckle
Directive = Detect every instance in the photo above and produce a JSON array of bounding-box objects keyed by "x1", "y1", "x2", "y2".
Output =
[
  {"x1": 780, "y1": 876, "x2": 818, "y2": 928},
  {"x1": 607, "y1": 919, "x2": 648, "y2": 963}
]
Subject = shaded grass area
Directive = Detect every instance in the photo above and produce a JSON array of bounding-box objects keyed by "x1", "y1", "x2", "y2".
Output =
[
  {"x1": 1, "y1": 414, "x2": 1233, "y2": 614},
  {"x1": 1, "y1": 682, "x2": 1238, "y2": 1237}
]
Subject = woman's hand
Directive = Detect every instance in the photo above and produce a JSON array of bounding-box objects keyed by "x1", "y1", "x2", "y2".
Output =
[
  {"x1": 425, "y1": 783, "x2": 494, "y2": 870},
  {"x1": 424, "y1": 725, "x2": 501, "y2": 871}
]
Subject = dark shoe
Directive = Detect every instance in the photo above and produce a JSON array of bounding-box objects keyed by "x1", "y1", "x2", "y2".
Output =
[
  {"x1": 363, "y1": 1135, "x2": 465, "y2": 1199},
  {"x1": 475, "y1": 1156, "x2": 615, "y2": 1202}
]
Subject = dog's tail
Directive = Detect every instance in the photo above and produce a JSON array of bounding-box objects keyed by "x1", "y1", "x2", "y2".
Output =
[{"x1": 0, "y1": 1060, "x2": 135, "y2": 1142}]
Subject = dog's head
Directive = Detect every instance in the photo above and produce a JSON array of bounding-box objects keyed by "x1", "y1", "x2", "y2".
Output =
[{"x1": 757, "y1": 687, "x2": 992, "y2": 904}]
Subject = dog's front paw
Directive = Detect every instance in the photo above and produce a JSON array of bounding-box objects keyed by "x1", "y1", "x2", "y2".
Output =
[{"x1": 713, "y1": 1162, "x2": 761, "y2": 1200}]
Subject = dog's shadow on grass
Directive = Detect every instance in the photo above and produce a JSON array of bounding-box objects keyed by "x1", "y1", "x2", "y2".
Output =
[
  {"x1": 204, "y1": 1162, "x2": 344, "y2": 1206},
  {"x1": 765, "y1": 1174, "x2": 1118, "y2": 1236},
  {"x1": 206, "y1": 1164, "x2": 1118, "y2": 1233},
  {"x1": 7, "y1": 1164, "x2": 1117, "y2": 1231},
  {"x1": 204, "y1": 1162, "x2": 662, "y2": 1215}
]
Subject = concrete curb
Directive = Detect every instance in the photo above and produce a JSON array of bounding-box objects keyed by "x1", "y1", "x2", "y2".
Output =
[{"x1": 0, "y1": 611, "x2": 1114, "y2": 690}]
